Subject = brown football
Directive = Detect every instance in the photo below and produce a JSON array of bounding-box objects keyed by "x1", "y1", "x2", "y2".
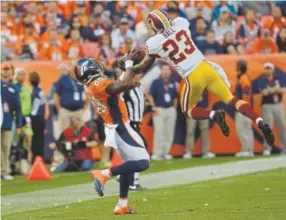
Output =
[{"x1": 131, "y1": 48, "x2": 146, "y2": 65}]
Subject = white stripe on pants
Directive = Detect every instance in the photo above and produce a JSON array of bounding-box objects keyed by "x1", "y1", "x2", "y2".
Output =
[
  {"x1": 152, "y1": 107, "x2": 177, "y2": 157},
  {"x1": 235, "y1": 113, "x2": 254, "y2": 153}
]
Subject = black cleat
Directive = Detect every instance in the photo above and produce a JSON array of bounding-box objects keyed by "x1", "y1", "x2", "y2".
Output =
[
  {"x1": 129, "y1": 184, "x2": 148, "y2": 191},
  {"x1": 258, "y1": 121, "x2": 275, "y2": 146},
  {"x1": 213, "y1": 110, "x2": 230, "y2": 137}
]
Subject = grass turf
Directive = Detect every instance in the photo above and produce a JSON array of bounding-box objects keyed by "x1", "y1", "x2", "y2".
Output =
[
  {"x1": 1, "y1": 156, "x2": 264, "y2": 196},
  {"x1": 3, "y1": 168, "x2": 286, "y2": 220}
]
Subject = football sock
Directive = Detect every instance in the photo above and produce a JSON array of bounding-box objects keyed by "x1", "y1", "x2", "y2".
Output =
[
  {"x1": 119, "y1": 173, "x2": 132, "y2": 198},
  {"x1": 229, "y1": 97, "x2": 261, "y2": 124},
  {"x1": 110, "y1": 160, "x2": 149, "y2": 176},
  {"x1": 101, "y1": 169, "x2": 111, "y2": 177},
  {"x1": 118, "y1": 198, "x2": 128, "y2": 207},
  {"x1": 189, "y1": 107, "x2": 211, "y2": 120},
  {"x1": 133, "y1": 173, "x2": 140, "y2": 185}
]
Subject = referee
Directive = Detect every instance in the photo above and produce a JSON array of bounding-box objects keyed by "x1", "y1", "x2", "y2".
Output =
[{"x1": 121, "y1": 72, "x2": 148, "y2": 191}]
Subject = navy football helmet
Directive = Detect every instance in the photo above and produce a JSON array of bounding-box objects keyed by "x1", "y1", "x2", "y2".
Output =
[{"x1": 74, "y1": 58, "x2": 104, "y2": 84}]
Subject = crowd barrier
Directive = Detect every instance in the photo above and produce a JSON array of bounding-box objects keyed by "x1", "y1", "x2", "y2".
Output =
[{"x1": 12, "y1": 54, "x2": 286, "y2": 156}]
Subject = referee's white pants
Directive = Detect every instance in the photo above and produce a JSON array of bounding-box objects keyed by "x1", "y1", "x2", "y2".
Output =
[{"x1": 152, "y1": 107, "x2": 177, "y2": 157}]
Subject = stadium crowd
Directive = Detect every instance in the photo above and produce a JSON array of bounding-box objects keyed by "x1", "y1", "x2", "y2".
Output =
[
  {"x1": 1, "y1": 1, "x2": 286, "y2": 63},
  {"x1": 1, "y1": 1, "x2": 286, "y2": 179}
]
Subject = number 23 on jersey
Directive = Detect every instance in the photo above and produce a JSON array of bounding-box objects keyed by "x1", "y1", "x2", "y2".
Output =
[{"x1": 163, "y1": 30, "x2": 195, "y2": 65}]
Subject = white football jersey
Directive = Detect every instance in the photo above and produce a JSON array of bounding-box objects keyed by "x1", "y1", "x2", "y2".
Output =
[{"x1": 146, "y1": 17, "x2": 204, "y2": 78}]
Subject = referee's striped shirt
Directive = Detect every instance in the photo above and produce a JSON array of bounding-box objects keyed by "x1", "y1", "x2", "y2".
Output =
[{"x1": 123, "y1": 85, "x2": 145, "y2": 122}]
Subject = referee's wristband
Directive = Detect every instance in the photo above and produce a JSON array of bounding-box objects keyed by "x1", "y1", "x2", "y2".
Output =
[{"x1": 125, "y1": 60, "x2": 134, "y2": 68}]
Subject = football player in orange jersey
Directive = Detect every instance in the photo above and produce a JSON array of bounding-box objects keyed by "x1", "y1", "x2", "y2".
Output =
[{"x1": 74, "y1": 56, "x2": 149, "y2": 215}]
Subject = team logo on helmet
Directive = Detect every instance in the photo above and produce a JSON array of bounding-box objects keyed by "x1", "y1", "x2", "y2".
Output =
[{"x1": 147, "y1": 9, "x2": 170, "y2": 34}]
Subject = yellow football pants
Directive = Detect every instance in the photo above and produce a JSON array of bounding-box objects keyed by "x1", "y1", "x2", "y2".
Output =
[{"x1": 180, "y1": 60, "x2": 234, "y2": 112}]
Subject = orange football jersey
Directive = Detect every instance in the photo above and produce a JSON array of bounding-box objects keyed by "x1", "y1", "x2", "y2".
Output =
[{"x1": 86, "y1": 77, "x2": 129, "y2": 125}]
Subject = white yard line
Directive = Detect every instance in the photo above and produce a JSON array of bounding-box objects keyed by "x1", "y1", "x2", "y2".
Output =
[{"x1": 2, "y1": 156, "x2": 286, "y2": 216}]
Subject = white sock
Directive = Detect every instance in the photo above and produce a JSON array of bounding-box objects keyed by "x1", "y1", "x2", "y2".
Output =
[
  {"x1": 256, "y1": 117, "x2": 263, "y2": 125},
  {"x1": 118, "y1": 198, "x2": 128, "y2": 207},
  {"x1": 134, "y1": 173, "x2": 140, "y2": 185},
  {"x1": 209, "y1": 110, "x2": 215, "y2": 119},
  {"x1": 101, "y1": 169, "x2": 110, "y2": 177}
]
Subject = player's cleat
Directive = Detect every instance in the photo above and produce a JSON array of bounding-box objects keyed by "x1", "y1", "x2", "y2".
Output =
[
  {"x1": 213, "y1": 110, "x2": 230, "y2": 137},
  {"x1": 258, "y1": 121, "x2": 275, "y2": 146},
  {"x1": 202, "y1": 152, "x2": 216, "y2": 159},
  {"x1": 114, "y1": 204, "x2": 136, "y2": 215},
  {"x1": 129, "y1": 184, "x2": 147, "y2": 191},
  {"x1": 91, "y1": 170, "x2": 109, "y2": 197}
]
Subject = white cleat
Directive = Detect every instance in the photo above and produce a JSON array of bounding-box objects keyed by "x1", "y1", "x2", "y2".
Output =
[
  {"x1": 183, "y1": 153, "x2": 192, "y2": 159},
  {"x1": 164, "y1": 154, "x2": 173, "y2": 160},
  {"x1": 235, "y1": 152, "x2": 254, "y2": 157},
  {"x1": 151, "y1": 154, "x2": 163, "y2": 161},
  {"x1": 2, "y1": 174, "x2": 14, "y2": 180},
  {"x1": 263, "y1": 150, "x2": 271, "y2": 156},
  {"x1": 202, "y1": 152, "x2": 216, "y2": 159}
]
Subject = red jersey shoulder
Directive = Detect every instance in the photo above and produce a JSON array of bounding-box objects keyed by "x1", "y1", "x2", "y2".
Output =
[{"x1": 87, "y1": 77, "x2": 113, "y2": 96}]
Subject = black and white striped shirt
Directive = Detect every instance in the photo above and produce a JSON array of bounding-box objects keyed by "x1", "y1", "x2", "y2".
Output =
[{"x1": 123, "y1": 85, "x2": 145, "y2": 122}]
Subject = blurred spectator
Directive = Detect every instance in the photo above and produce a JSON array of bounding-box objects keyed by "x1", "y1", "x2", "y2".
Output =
[
  {"x1": 49, "y1": 116, "x2": 96, "y2": 172},
  {"x1": 212, "y1": 6, "x2": 236, "y2": 42},
  {"x1": 113, "y1": 1, "x2": 134, "y2": 27},
  {"x1": 165, "y1": 1, "x2": 188, "y2": 19},
  {"x1": 222, "y1": 31, "x2": 244, "y2": 54},
  {"x1": 81, "y1": 14, "x2": 107, "y2": 41},
  {"x1": 17, "y1": 24, "x2": 39, "y2": 58},
  {"x1": 252, "y1": 29, "x2": 278, "y2": 54},
  {"x1": 258, "y1": 63, "x2": 286, "y2": 155},
  {"x1": 96, "y1": 33, "x2": 117, "y2": 61},
  {"x1": 111, "y1": 17, "x2": 135, "y2": 53},
  {"x1": 197, "y1": 30, "x2": 223, "y2": 55},
  {"x1": 238, "y1": 9, "x2": 260, "y2": 52},
  {"x1": 39, "y1": 30, "x2": 66, "y2": 60},
  {"x1": 69, "y1": 15, "x2": 85, "y2": 39},
  {"x1": 1, "y1": 63, "x2": 22, "y2": 180},
  {"x1": 119, "y1": 37, "x2": 134, "y2": 56},
  {"x1": 71, "y1": 2, "x2": 89, "y2": 27},
  {"x1": 184, "y1": 90, "x2": 214, "y2": 159},
  {"x1": 276, "y1": 28, "x2": 286, "y2": 52},
  {"x1": 135, "y1": 8, "x2": 150, "y2": 47},
  {"x1": 241, "y1": 1, "x2": 271, "y2": 16},
  {"x1": 29, "y1": 72, "x2": 46, "y2": 162},
  {"x1": 14, "y1": 68, "x2": 32, "y2": 118},
  {"x1": 185, "y1": 1, "x2": 213, "y2": 23},
  {"x1": 213, "y1": 1, "x2": 237, "y2": 20},
  {"x1": 54, "y1": 63, "x2": 86, "y2": 135},
  {"x1": 191, "y1": 17, "x2": 208, "y2": 45},
  {"x1": 234, "y1": 60, "x2": 254, "y2": 157},
  {"x1": 64, "y1": 29, "x2": 84, "y2": 60},
  {"x1": 263, "y1": 5, "x2": 286, "y2": 37},
  {"x1": 148, "y1": 64, "x2": 178, "y2": 160},
  {"x1": 18, "y1": 44, "x2": 34, "y2": 61}
]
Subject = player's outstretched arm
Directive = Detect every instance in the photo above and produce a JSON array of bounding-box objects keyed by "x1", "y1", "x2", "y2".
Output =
[
  {"x1": 105, "y1": 60, "x2": 136, "y2": 96},
  {"x1": 133, "y1": 54, "x2": 156, "y2": 74}
]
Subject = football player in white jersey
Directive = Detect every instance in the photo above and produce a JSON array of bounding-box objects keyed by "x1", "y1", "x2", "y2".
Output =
[{"x1": 123, "y1": 9, "x2": 274, "y2": 146}]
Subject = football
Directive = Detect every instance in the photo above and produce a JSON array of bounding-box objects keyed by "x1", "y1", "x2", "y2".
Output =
[{"x1": 131, "y1": 48, "x2": 146, "y2": 65}]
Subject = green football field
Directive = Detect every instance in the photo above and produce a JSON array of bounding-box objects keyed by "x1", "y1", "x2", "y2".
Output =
[{"x1": 2, "y1": 156, "x2": 286, "y2": 220}]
